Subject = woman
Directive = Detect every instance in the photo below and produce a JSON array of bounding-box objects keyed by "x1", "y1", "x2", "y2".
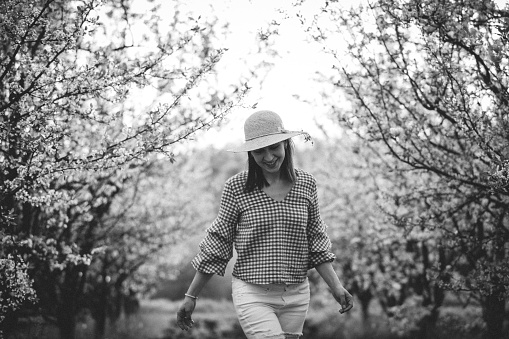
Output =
[{"x1": 176, "y1": 110, "x2": 353, "y2": 339}]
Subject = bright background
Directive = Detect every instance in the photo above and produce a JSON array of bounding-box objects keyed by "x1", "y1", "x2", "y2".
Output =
[{"x1": 184, "y1": 0, "x2": 369, "y2": 148}]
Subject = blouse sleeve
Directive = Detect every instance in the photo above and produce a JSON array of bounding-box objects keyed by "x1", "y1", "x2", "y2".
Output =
[
  {"x1": 307, "y1": 175, "x2": 336, "y2": 269},
  {"x1": 191, "y1": 179, "x2": 238, "y2": 276}
]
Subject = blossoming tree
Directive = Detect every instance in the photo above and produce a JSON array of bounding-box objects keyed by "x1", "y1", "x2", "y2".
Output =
[
  {"x1": 0, "y1": 0, "x2": 250, "y2": 338},
  {"x1": 303, "y1": 0, "x2": 509, "y2": 337}
]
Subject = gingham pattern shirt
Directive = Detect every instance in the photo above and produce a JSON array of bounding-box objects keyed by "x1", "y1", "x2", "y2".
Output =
[{"x1": 192, "y1": 168, "x2": 335, "y2": 284}]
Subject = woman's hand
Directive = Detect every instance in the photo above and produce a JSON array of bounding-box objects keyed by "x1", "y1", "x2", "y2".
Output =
[
  {"x1": 176, "y1": 297, "x2": 196, "y2": 331},
  {"x1": 331, "y1": 284, "x2": 354, "y2": 314},
  {"x1": 315, "y1": 262, "x2": 354, "y2": 314},
  {"x1": 176, "y1": 271, "x2": 213, "y2": 330}
]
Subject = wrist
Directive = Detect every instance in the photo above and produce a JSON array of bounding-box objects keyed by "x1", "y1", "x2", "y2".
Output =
[
  {"x1": 185, "y1": 293, "x2": 199, "y2": 301},
  {"x1": 331, "y1": 283, "x2": 344, "y2": 294}
]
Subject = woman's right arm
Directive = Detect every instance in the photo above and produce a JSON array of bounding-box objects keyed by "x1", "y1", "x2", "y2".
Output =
[
  {"x1": 176, "y1": 178, "x2": 240, "y2": 331},
  {"x1": 176, "y1": 271, "x2": 214, "y2": 331}
]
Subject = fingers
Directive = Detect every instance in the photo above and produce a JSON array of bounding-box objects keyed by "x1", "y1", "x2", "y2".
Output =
[
  {"x1": 339, "y1": 293, "x2": 354, "y2": 314},
  {"x1": 339, "y1": 303, "x2": 353, "y2": 314},
  {"x1": 177, "y1": 316, "x2": 194, "y2": 330},
  {"x1": 176, "y1": 309, "x2": 194, "y2": 331}
]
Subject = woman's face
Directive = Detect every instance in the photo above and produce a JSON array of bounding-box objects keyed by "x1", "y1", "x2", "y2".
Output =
[{"x1": 251, "y1": 141, "x2": 286, "y2": 175}]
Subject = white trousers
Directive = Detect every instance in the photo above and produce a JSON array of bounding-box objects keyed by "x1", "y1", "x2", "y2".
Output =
[{"x1": 231, "y1": 277, "x2": 310, "y2": 339}]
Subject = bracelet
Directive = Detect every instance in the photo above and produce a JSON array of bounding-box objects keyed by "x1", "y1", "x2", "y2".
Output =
[{"x1": 185, "y1": 293, "x2": 198, "y2": 300}]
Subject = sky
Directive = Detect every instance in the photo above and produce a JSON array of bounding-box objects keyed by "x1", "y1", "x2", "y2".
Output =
[{"x1": 185, "y1": 0, "x2": 368, "y2": 149}]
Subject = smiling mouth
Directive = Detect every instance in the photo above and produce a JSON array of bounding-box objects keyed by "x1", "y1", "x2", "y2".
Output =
[{"x1": 264, "y1": 160, "x2": 278, "y2": 168}]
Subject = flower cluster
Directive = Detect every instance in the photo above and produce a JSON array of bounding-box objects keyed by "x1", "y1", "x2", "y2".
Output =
[
  {"x1": 488, "y1": 160, "x2": 509, "y2": 193},
  {"x1": 0, "y1": 257, "x2": 38, "y2": 330}
]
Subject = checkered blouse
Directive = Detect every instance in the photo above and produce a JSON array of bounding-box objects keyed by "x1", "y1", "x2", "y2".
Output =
[{"x1": 191, "y1": 168, "x2": 335, "y2": 284}]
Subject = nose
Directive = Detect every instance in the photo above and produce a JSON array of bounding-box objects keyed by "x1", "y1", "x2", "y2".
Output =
[{"x1": 263, "y1": 149, "x2": 274, "y2": 161}]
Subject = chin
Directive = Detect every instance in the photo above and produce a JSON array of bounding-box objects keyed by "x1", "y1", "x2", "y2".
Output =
[{"x1": 264, "y1": 164, "x2": 282, "y2": 173}]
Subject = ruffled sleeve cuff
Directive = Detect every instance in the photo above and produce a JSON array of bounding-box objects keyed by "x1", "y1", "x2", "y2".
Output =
[
  {"x1": 307, "y1": 222, "x2": 336, "y2": 269},
  {"x1": 191, "y1": 251, "x2": 229, "y2": 276},
  {"x1": 308, "y1": 250, "x2": 335, "y2": 269}
]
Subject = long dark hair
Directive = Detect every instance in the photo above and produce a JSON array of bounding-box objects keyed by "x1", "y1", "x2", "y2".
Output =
[{"x1": 244, "y1": 139, "x2": 296, "y2": 193}]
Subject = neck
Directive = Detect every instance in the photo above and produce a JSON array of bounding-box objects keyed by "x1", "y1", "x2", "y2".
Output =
[{"x1": 263, "y1": 170, "x2": 282, "y2": 185}]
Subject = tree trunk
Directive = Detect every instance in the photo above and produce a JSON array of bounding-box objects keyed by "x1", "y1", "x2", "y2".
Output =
[
  {"x1": 93, "y1": 263, "x2": 110, "y2": 339},
  {"x1": 94, "y1": 312, "x2": 107, "y2": 339},
  {"x1": 357, "y1": 289, "x2": 372, "y2": 321},
  {"x1": 414, "y1": 244, "x2": 446, "y2": 339},
  {"x1": 482, "y1": 294, "x2": 506, "y2": 339},
  {"x1": 56, "y1": 267, "x2": 87, "y2": 339},
  {"x1": 57, "y1": 307, "x2": 77, "y2": 339}
]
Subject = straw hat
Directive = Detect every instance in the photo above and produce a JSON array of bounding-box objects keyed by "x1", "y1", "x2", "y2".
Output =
[{"x1": 228, "y1": 110, "x2": 310, "y2": 153}]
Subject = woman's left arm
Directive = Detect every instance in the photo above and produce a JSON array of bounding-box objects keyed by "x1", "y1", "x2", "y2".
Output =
[{"x1": 315, "y1": 261, "x2": 354, "y2": 314}]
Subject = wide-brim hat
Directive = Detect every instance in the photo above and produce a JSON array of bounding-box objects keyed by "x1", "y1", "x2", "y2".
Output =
[{"x1": 228, "y1": 110, "x2": 310, "y2": 153}]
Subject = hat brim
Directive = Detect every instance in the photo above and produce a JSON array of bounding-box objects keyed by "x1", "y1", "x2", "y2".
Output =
[{"x1": 227, "y1": 131, "x2": 307, "y2": 153}]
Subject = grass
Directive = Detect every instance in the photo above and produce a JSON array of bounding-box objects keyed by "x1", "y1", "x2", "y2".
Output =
[{"x1": 6, "y1": 296, "x2": 508, "y2": 339}]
